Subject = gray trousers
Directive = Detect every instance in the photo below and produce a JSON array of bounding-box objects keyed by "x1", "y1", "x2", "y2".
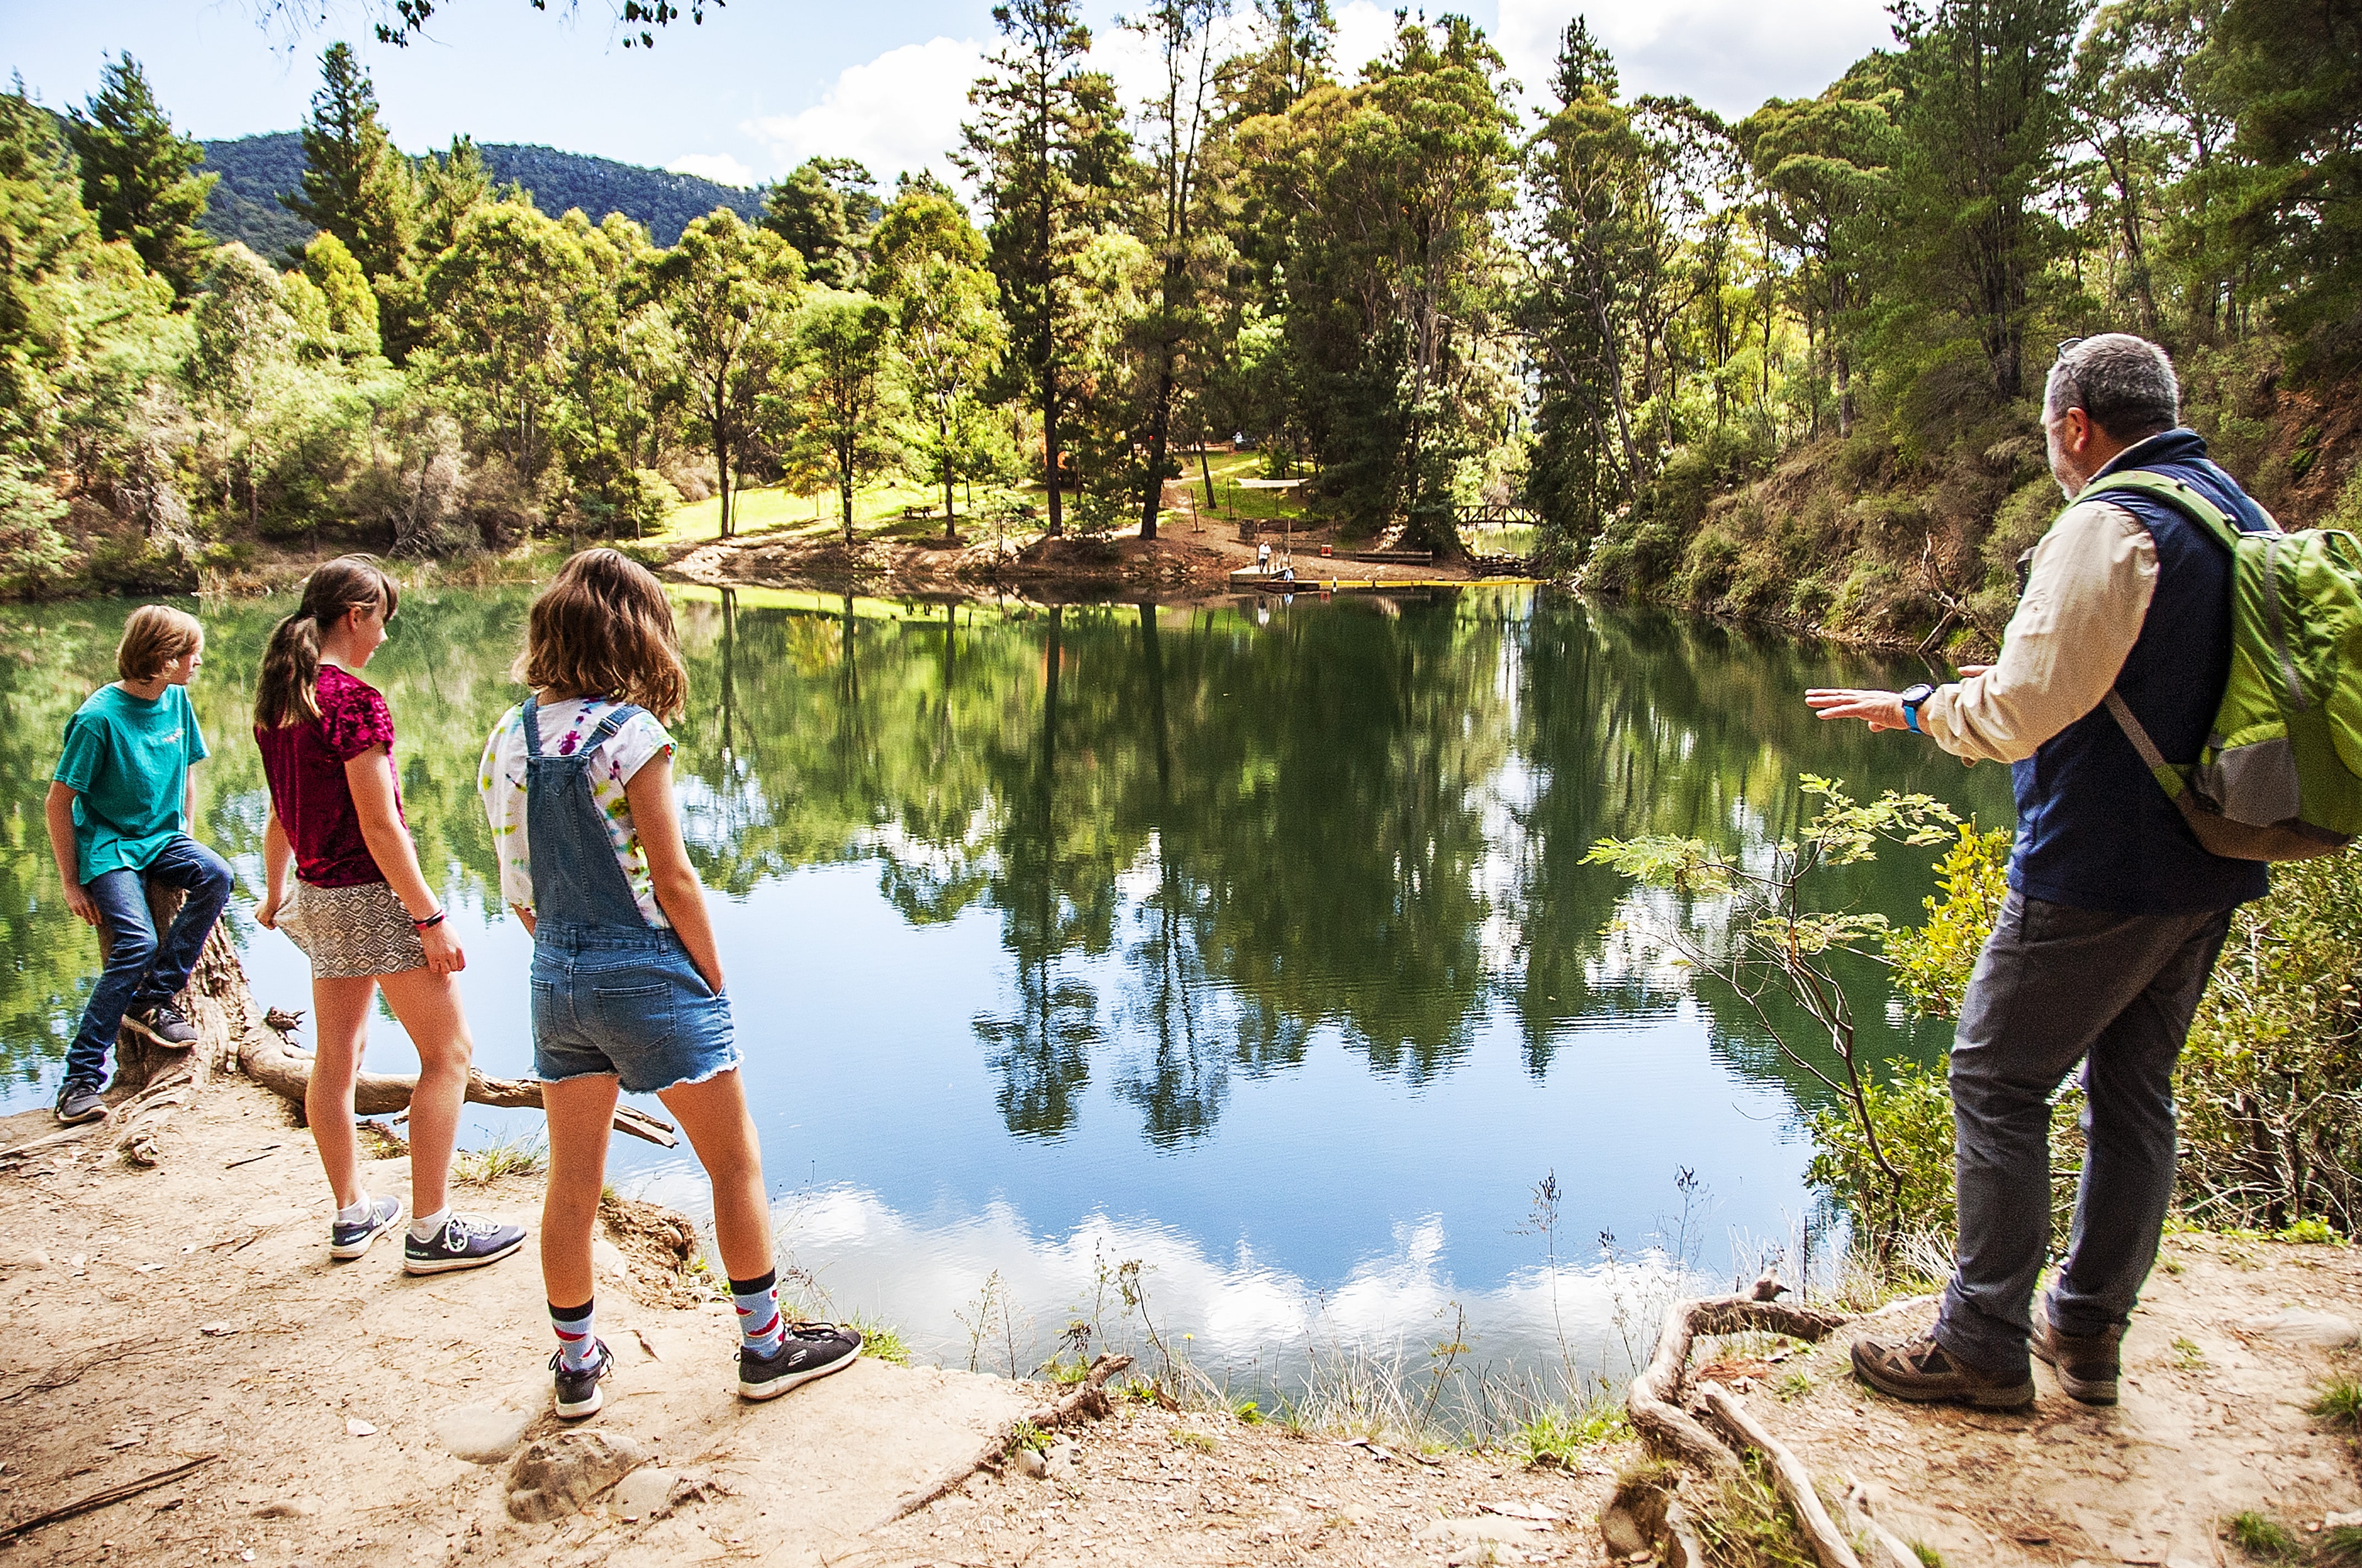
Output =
[{"x1": 1933, "y1": 890, "x2": 2233, "y2": 1374}]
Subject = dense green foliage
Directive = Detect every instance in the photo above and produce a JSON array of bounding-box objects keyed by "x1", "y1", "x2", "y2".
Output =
[
  {"x1": 8, "y1": 0, "x2": 2359, "y2": 598},
  {"x1": 197, "y1": 131, "x2": 764, "y2": 255}
]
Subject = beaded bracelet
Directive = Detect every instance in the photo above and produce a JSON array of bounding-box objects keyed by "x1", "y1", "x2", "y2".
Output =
[{"x1": 411, "y1": 909, "x2": 447, "y2": 930}]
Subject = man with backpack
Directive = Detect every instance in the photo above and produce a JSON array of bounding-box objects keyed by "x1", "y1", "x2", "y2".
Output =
[{"x1": 1804, "y1": 333, "x2": 2282, "y2": 1409}]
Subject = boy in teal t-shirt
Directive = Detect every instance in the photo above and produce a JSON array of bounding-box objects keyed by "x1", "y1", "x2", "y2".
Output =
[{"x1": 44, "y1": 606, "x2": 234, "y2": 1125}]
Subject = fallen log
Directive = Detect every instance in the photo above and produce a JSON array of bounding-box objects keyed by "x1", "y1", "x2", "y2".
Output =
[
  {"x1": 238, "y1": 1024, "x2": 678, "y2": 1148},
  {"x1": 1625, "y1": 1276, "x2": 1852, "y2": 1484}
]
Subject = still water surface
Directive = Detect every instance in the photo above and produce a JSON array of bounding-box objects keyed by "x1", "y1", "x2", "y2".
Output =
[{"x1": 0, "y1": 586, "x2": 2007, "y2": 1398}]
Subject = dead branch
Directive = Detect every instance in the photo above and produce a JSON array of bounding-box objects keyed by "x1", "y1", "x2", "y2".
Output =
[
  {"x1": 1701, "y1": 1383, "x2": 1864, "y2": 1568},
  {"x1": 0, "y1": 1454, "x2": 218, "y2": 1542},
  {"x1": 1626, "y1": 1282, "x2": 1852, "y2": 1484},
  {"x1": 238, "y1": 1024, "x2": 677, "y2": 1148},
  {"x1": 878, "y1": 1352, "x2": 1137, "y2": 1526},
  {"x1": 0, "y1": 1340, "x2": 170, "y2": 1407}
]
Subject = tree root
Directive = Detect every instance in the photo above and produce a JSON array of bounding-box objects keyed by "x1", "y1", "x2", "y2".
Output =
[
  {"x1": 238, "y1": 1022, "x2": 678, "y2": 1147},
  {"x1": 1626, "y1": 1274, "x2": 1851, "y2": 1484},
  {"x1": 877, "y1": 1351, "x2": 1137, "y2": 1526},
  {"x1": 1701, "y1": 1382, "x2": 1864, "y2": 1568}
]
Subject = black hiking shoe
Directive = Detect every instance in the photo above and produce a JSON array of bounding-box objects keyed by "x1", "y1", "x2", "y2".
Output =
[
  {"x1": 738, "y1": 1321, "x2": 862, "y2": 1402},
  {"x1": 402, "y1": 1213, "x2": 527, "y2": 1275},
  {"x1": 1851, "y1": 1330, "x2": 2035, "y2": 1410},
  {"x1": 2031, "y1": 1314, "x2": 2123, "y2": 1405},
  {"x1": 53, "y1": 1080, "x2": 105, "y2": 1125},
  {"x1": 331, "y1": 1194, "x2": 403, "y2": 1260},
  {"x1": 122, "y1": 1001, "x2": 198, "y2": 1048},
  {"x1": 551, "y1": 1338, "x2": 613, "y2": 1420}
]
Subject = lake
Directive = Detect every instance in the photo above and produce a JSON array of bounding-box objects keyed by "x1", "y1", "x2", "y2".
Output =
[{"x1": 0, "y1": 584, "x2": 2008, "y2": 1419}]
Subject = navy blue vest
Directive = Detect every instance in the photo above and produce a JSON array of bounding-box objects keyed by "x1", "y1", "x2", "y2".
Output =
[{"x1": 2008, "y1": 429, "x2": 2272, "y2": 914}]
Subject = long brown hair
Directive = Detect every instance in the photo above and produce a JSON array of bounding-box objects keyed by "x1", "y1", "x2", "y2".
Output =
[
  {"x1": 254, "y1": 556, "x2": 401, "y2": 729},
  {"x1": 517, "y1": 549, "x2": 687, "y2": 723}
]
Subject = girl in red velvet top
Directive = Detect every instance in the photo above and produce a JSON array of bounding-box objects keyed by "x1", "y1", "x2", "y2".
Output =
[{"x1": 252, "y1": 556, "x2": 526, "y2": 1275}]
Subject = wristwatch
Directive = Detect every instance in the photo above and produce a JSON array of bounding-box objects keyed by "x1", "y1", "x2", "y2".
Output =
[{"x1": 1899, "y1": 683, "x2": 1938, "y2": 734}]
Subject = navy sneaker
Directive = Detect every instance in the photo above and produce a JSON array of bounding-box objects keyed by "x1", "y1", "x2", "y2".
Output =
[
  {"x1": 551, "y1": 1338, "x2": 613, "y2": 1420},
  {"x1": 53, "y1": 1080, "x2": 106, "y2": 1126},
  {"x1": 402, "y1": 1213, "x2": 527, "y2": 1275},
  {"x1": 331, "y1": 1194, "x2": 403, "y2": 1260},
  {"x1": 122, "y1": 1001, "x2": 198, "y2": 1048},
  {"x1": 738, "y1": 1321, "x2": 862, "y2": 1402}
]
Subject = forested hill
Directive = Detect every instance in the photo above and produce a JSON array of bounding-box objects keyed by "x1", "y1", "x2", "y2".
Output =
[{"x1": 197, "y1": 131, "x2": 763, "y2": 257}]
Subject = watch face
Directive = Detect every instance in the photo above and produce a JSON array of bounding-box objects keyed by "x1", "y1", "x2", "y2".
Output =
[{"x1": 1901, "y1": 683, "x2": 1937, "y2": 705}]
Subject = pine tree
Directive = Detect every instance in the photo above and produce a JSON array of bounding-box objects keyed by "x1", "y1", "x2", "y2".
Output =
[
  {"x1": 65, "y1": 54, "x2": 216, "y2": 299},
  {"x1": 283, "y1": 43, "x2": 417, "y2": 287}
]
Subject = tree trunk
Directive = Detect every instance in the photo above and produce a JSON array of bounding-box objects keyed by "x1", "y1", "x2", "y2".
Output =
[{"x1": 1141, "y1": 353, "x2": 1175, "y2": 543}]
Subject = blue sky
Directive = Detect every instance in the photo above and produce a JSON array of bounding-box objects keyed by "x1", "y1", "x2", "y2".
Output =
[{"x1": 7, "y1": 0, "x2": 1897, "y2": 188}]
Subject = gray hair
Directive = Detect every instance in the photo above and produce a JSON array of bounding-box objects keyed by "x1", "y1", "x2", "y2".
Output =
[{"x1": 2045, "y1": 333, "x2": 2179, "y2": 440}]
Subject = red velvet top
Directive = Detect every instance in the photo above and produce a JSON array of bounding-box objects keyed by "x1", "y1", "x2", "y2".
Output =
[{"x1": 255, "y1": 665, "x2": 406, "y2": 887}]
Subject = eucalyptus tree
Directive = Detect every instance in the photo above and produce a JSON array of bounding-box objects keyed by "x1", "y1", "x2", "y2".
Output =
[
  {"x1": 959, "y1": 0, "x2": 1131, "y2": 537},
  {"x1": 872, "y1": 187, "x2": 1007, "y2": 539},
  {"x1": 1125, "y1": 0, "x2": 1232, "y2": 541},
  {"x1": 65, "y1": 54, "x2": 217, "y2": 299},
  {"x1": 647, "y1": 209, "x2": 803, "y2": 538},
  {"x1": 422, "y1": 198, "x2": 593, "y2": 488},
  {"x1": 788, "y1": 289, "x2": 902, "y2": 546}
]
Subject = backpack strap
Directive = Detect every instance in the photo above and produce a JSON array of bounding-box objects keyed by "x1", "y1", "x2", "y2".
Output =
[{"x1": 2078, "y1": 469, "x2": 2258, "y2": 552}]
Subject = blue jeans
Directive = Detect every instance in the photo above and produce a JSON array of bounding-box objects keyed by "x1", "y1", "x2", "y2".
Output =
[
  {"x1": 64, "y1": 835, "x2": 235, "y2": 1090},
  {"x1": 1934, "y1": 890, "x2": 2232, "y2": 1373}
]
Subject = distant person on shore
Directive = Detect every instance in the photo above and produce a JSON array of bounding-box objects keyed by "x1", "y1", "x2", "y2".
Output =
[
  {"x1": 44, "y1": 606, "x2": 234, "y2": 1125},
  {"x1": 253, "y1": 556, "x2": 527, "y2": 1275},
  {"x1": 1805, "y1": 334, "x2": 2271, "y2": 1410},
  {"x1": 479, "y1": 549, "x2": 859, "y2": 1420}
]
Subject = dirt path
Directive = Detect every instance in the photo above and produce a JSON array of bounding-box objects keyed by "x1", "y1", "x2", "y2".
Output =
[
  {"x1": 1754, "y1": 1233, "x2": 2361, "y2": 1565},
  {"x1": 3, "y1": 1082, "x2": 2352, "y2": 1568}
]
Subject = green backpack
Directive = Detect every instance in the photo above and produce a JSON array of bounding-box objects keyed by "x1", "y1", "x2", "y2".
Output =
[{"x1": 2078, "y1": 470, "x2": 2362, "y2": 861}]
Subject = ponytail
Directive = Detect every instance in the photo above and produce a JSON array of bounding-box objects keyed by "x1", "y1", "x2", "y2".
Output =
[{"x1": 253, "y1": 554, "x2": 401, "y2": 729}]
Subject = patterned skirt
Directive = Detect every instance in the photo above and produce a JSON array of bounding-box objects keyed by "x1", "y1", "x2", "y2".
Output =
[{"x1": 278, "y1": 880, "x2": 429, "y2": 980}]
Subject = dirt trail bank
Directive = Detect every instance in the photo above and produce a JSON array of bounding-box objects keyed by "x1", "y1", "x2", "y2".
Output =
[
  {"x1": 2, "y1": 1080, "x2": 2354, "y2": 1567},
  {"x1": 1752, "y1": 1234, "x2": 2360, "y2": 1566}
]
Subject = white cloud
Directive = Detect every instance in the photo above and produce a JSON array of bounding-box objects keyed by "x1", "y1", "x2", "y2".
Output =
[
  {"x1": 1331, "y1": 1, "x2": 1404, "y2": 82},
  {"x1": 666, "y1": 152, "x2": 759, "y2": 188},
  {"x1": 1497, "y1": 0, "x2": 1896, "y2": 120},
  {"x1": 743, "y1": 35, "x2": 988, "y2": 187}
]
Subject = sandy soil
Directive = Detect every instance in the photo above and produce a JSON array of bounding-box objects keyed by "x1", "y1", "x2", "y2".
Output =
[
  {"x1": 1754, "y1": 1233, "x2": 2362, "y2": 1566},
  {"x1": 3, "y1": 1081, "x2": 2352, "y2": 1568}
]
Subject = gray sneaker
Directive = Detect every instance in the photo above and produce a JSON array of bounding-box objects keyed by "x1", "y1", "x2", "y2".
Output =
[
  {"x1": 738, "y1": 1321, "x2": 862, "y2": 1401},
  {"x1": 53, "y1": 1080, "x2": 105, "y2": 1125},
  {"x1": 122, "y1": 1001, "x2": 198, "y2": 1048},
  {"x1": 331, "y1": 1194, "x2": 403, "y2": 1259},
  {"x1": 402, "y1": 1213, "x2": 527, "y2": 1275}
]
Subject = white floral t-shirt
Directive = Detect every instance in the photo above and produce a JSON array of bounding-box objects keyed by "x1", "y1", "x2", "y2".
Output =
[{"x1": 478, "y1": 697, "x2": 676, "y2": 928}]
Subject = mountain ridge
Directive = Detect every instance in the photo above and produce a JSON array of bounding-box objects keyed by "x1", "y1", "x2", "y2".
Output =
[{"x1": 197, "y1": 130, "x2": 767, "y2": 259}]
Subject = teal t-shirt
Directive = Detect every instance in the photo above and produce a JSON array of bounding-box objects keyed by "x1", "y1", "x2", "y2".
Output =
[{"x1": 51, "y1": 683, "x2": 210, "y2": 882}]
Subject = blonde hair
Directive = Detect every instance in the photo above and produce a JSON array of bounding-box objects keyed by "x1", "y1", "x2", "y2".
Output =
[
  {"x1": 517, "y1": 549, "x2": 688, "y2": 723},
  {"x1": 116, "y1": 605, "x2": 204, "y2": 683},
  {"x1": 254, "y1": 556, "x2": 401, "y2": 729}
]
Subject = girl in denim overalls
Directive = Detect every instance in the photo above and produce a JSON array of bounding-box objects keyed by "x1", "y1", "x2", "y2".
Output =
[{"x1": 480, "y1": 549, "x2": 860, "y2": 1418}]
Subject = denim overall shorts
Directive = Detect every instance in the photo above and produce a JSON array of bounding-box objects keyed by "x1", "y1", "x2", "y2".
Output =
[{"x1": 523, "y1": 698, "x2": 740, "y2": 1093}]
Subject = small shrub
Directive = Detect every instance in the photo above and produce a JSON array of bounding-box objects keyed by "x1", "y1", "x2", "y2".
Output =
[
  {"x1": 1513, "y1": 1399, "x2": 1629, "y2": 1468},
  {"x1": 2306, "y1": 1376, "x2": 2361, "y2": 1428},
  {"x1": 450, "y1": 1131, "x2": 548, "y2": 1186},
  {"x1": 1691, "y1": 1454, "x2": 1817, "y2": 1568},
  {"x1": 2226, "y1": 1511, "x2": 2301, "y2": 1561},
  {"x1": 1006, "y1": 1419, "x2": 1049, "y2": 1455},
  {"x1": 852, "y1": 1315, "x2": 911, "y2": 1366},
  {"x1": 2323, "y1": 1524, "x2": 2362, "y2": 1566}
]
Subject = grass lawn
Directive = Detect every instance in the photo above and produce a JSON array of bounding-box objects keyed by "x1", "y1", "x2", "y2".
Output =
[{"x1": 1173, "y1": 449, "x2": 1319, "y2": 524}]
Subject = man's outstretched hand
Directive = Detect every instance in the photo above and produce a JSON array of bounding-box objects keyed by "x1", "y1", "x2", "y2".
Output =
[
  {"x1": 1805, "y1": 688, "x2": 1907, "y2": 731},
  {"x1": 1805, "y1": 666, "x2": 1988, "y2": 733}
]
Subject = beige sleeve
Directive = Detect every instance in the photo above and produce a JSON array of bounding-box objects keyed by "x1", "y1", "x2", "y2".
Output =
[{"x1": 1918, "y1": 500, "x2": 2158, "y2": 765}]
